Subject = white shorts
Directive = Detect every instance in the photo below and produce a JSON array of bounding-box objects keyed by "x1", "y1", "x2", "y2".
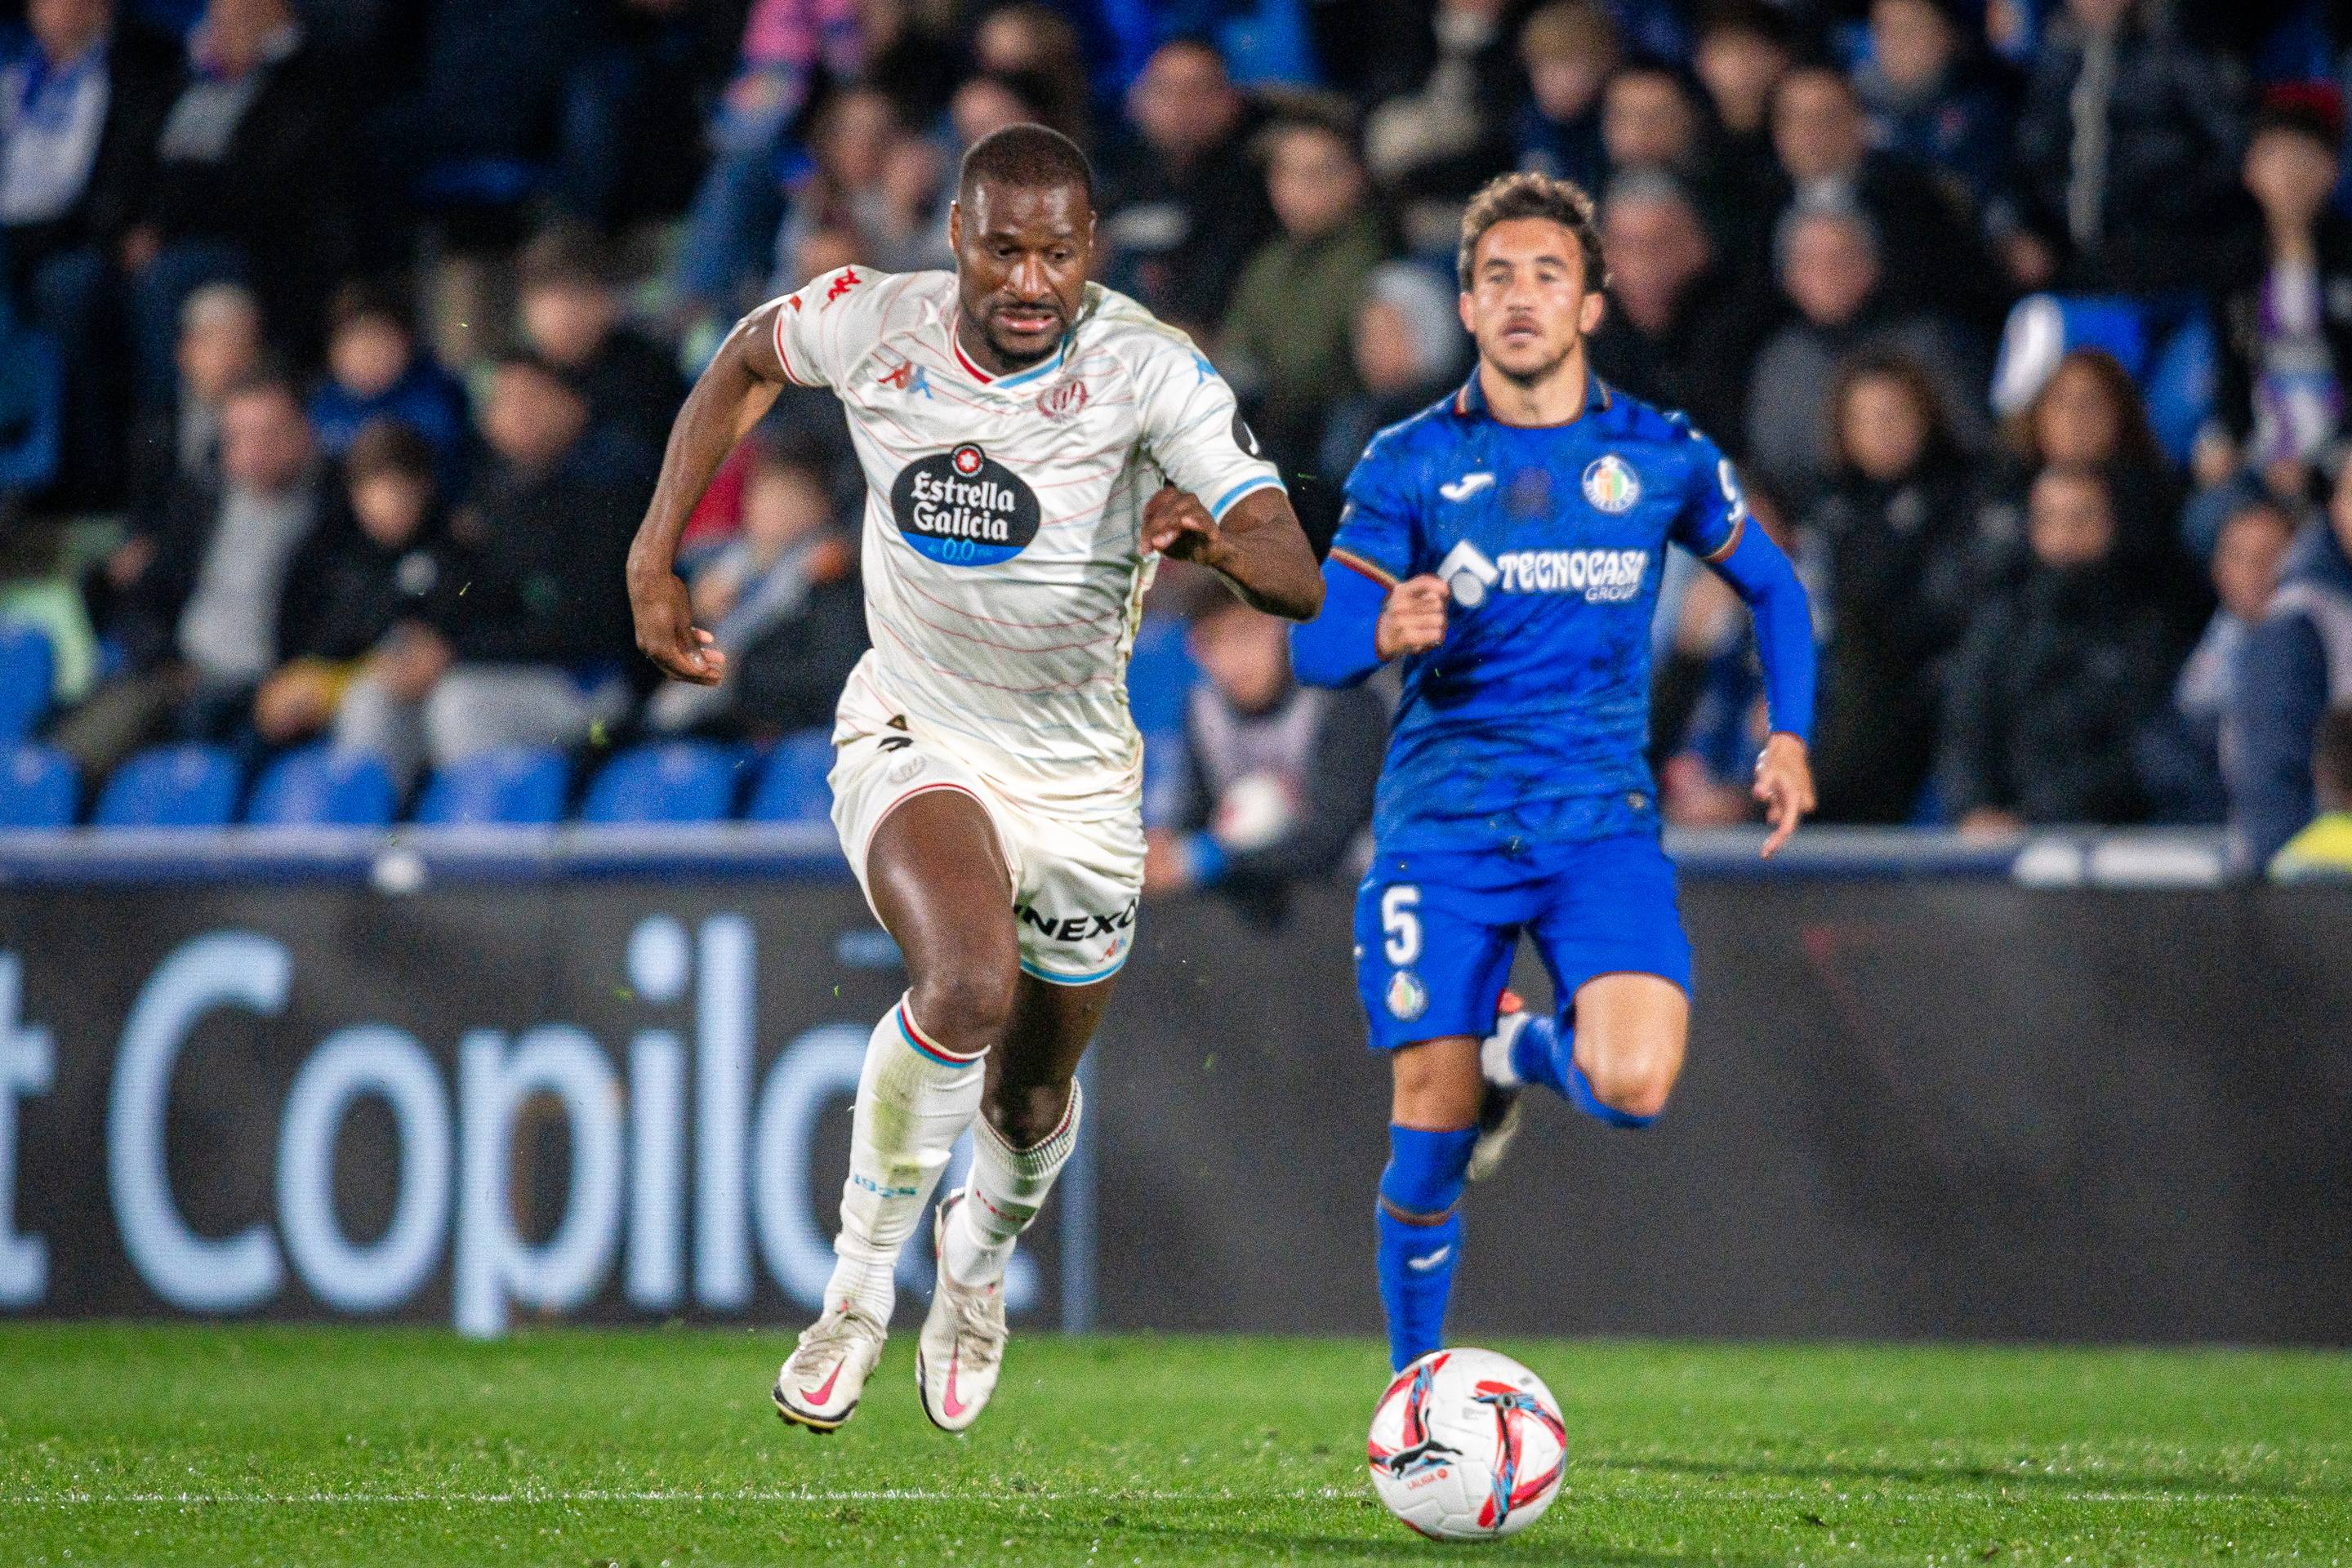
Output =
[{"x1": 828, "y1": 667, "x2": 1145, "y2": 987}]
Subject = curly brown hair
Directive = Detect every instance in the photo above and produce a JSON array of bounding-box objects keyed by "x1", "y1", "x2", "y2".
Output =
[{"x1": 1456, "y1": 169, "x2": 1606, "y2": 293}]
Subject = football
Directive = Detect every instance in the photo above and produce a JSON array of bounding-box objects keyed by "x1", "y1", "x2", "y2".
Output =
[{"x1": 1367, "y1": 1348, "x2": 1568, "y2": 1541}]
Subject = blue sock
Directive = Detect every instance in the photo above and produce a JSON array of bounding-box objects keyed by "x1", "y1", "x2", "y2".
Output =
[
  {"x1": 1375, "y1": 1124, "x2": 1476, "y2": 1371},
  {"x1": 1509, "y1": 1012, "x2": 1658, "y2": 1129}
]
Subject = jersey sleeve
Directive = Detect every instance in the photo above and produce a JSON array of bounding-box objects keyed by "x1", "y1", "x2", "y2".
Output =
[
  {"x1": 1129, "y1": 330, "x2": 1286, "y2": 520},
  {"x1": 769, "y1": 265, "x2": 889, "y2": 391},
  {"x1": 1327, "y1": 428, "x2": 1420, "y2": 585},
  {"x1": 1667, "y1": 425, "x2": 1749, "y2": 563}
]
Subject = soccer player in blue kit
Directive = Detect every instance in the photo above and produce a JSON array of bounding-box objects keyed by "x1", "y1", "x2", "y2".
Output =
[{"x1": 1290, "y1": 171, "x2": 1820, "y2": 1370}]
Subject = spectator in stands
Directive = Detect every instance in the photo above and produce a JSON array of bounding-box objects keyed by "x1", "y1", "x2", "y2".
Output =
[
  {"x1": 2229, "y1": 456, "x2": 2352, "y2": 871},
  {"x1": 1514, "y1": 2, "x2": 1619, "y2": 193},
  {"x1": 334, "y1": 353, "x2": 649, "y2": 790},
  {"x1": 1940, "y1": 465, "x2": 2176, "y2": 830},
  {"x1": 1220, "y1": 110, "x2": 1388, "y2": 478},
  {"x1": 306, "y1": 280, "x2": 470, "y2": 495},
  {"x1": 2267, "y1": 707, "x2": 2352, "y2": 880},
  {"x1": 1768, "y1": 63, "x2": 2000, "y2": 329},
  {"x1": 1805, "y1": 353, "x2": 1978, "y2": 823},
  {"x1": 856, "y1": 127, "x2": 955, "y2": 275},
  {"x1": 1316, "y1": 262, "x2": 1464, "y2": 541},
  {"x1": 2138, "y1": 497, "x2": 2295, "y2": 823},
  {"x1": 1690, "y1": 0, "x2": 1792, "y2": 191},
  {"x1": 1102, "y1": 38, "x2": 1273, "y2": 334},
  {"x1": 1144, "y1": 590, "x2": 1387, "y2": 923},
  {"x1": 669, "y1": 0, "x2": 862, "y2": 323},
  {"x1": 1361, "y1": 0, "x2": 1520, "y2": 211},
  {"x1": 1745, "y1": 199, "x2": 1987, "y2": 501},
  {"x1": 2008, "y1": 0, "x2": 2244, "y2": 294},
  {"x1": 2, "y1": 0, "x2": 177, "y2": 504},
  {"x1": 514, "y1": 225, "x2": 684, "y2": 455},
  {"x1": 56, "y1": 370, "x2": 336, "y2": 779},
  {"x1": 643, "y1": 433, "x2": 864, "y2": 739},
  {"x1": 123, "y1": 0, "x2": 354, "y2": 400},
  {"x1": 969, "y1": 2, "x2": 1092, "y2": 148},
  {"x1": 1981, "y1": 348, "x2": 2197, "y2": 633},
  {"x1": 2204, "y1": 88, "x2": 2352, "y2": 493},
  {"x1": 770, "y1": 87, "x2": 900, "y2": 289},
  {"x1": 1588, "y1": 172, "x2": 1761, "y2": 450},
  {"x1": 948, "y1": 70, "x2": 1055, "y2": 154},
  {"x1": 122, "y1": 277, "x2": 258, "y2": 522},
  {"x1": 249, "y1": 418, "x2": 464, "y2": 748},
  {"x1": 1854, "y1": 0, "x2": 2011, "y2": 216}
]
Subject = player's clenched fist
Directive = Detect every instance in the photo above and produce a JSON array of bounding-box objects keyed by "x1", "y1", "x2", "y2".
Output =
[
  {"x1": 1141, "y1": 482, "x2": 1223, "y2": 565},
  {"x1": 628, "y1": 568, "x2": 727, "y2": 686},
  {"x1": 1376, "y1": 574, "x2": 1449, "y2": 659}
]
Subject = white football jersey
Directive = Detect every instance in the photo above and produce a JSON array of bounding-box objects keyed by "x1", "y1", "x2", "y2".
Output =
[{"x1": 771, "y1": 265, "x2": 1283, "y2": 819}]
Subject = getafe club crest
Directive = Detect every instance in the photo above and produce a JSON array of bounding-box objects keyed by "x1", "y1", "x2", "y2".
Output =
[
  {"x1": 1386, "y1": 969, "x2": 1428, "y2": 1021},
  {"x1": 1582, "y1": 454, "x2": 1641, "y2": 514}
]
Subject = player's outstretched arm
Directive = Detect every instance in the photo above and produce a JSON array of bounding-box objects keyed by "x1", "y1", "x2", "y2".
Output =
[
  {"x1": 1705, "y1": 523, "x2": 1819, "y2": 857},
  {"x1": 1141, "y1": 484, "x2": 1324, "y2": 621},
  {"x1": 624, "y1": 300, "x2": 794, "y2": 685}
]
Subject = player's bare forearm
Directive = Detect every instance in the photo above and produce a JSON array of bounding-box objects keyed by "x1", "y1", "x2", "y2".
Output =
[
  {"x1": 626, "y1": 303, "x2": 789, "y2": 682},
  {"x1": 1143, "y1": 484, "x2": 1323, "y2": 620}
]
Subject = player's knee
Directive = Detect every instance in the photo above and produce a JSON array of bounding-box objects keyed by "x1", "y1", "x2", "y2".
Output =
[
  {"x1": 1577, "y1": 1048, "x2": 1679, "y2": 1120},
  {"x1": 983, "y1": 1078, "x2": 1072, "y2": 1150},
  {"x1": 908, "y1": 966, "x2": 1016, "y2": 1056}
]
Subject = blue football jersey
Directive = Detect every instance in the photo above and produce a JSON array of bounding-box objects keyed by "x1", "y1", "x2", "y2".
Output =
[{"x1": 1330, "y1": 372, "x2": 1750, "y2": 853}]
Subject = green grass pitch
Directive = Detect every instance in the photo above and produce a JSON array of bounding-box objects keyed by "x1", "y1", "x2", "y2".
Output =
[{"x1": 2, "y1": 1326, "x2": 2346, "y2": 1565}]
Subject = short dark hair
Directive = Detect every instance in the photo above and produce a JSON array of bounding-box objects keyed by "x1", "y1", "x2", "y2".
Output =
[
  {"x1": 490, "y1": 349, "x2": 586, "y2": 400},
  {"x1": 327, "y1": 278, "x2": 415, "y2": 338},
  {"x1": 1696, "y1": 0, "x2": 1791, "y2": 48},
  {"x1": 1457, "y1": 169, "x2": 1606, "y2": 292},
  {"x1": 222, "y1": 363, "x2": 301, "y2": 409},
  {"x1": 958, "y1": 122, "x2": 1094, "y2": 207},
  {"x1": 2315, "y1": 708, "x2": 2352, "y2": 804},
  {"x1": 345, "y1": 417, "x2": 437, "y2": 487},
  {"x1": 517, "y1": 222, "x2": 617, "y2": 292},
  {"x1": 746, "y1": 428, "x2": 831, "y2": 486}
]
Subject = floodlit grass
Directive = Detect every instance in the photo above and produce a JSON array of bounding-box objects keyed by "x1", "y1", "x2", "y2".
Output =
[{"x1": 1, "y1": 1325, "x2": 2346, "y2": 1564}]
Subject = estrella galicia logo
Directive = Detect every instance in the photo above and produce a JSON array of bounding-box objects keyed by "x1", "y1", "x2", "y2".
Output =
[
  {"x1": 1437, "y1": 539, "x2": 1501, "y2": 608},
  {"x1": 1581, "y1": 453, "x2": 1641, "y2": 514},
  {"x1": 890, "y1": 443, "x2": 1041, "y2": 566}
]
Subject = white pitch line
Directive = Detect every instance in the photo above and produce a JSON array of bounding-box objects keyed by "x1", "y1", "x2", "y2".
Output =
[{"x1": 0, "y1": 1488, "x2": 2294, "y2": 1508}]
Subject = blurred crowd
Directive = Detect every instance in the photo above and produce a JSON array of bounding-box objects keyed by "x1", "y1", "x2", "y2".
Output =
[{"x1": 4, "y1": 0, "x2": 2352, "y2": 882}]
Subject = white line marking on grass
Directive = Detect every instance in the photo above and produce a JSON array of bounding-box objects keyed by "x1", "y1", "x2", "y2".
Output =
[{"x1": 0, "y1": 1487, "x2": 2283, "y2": 1508}]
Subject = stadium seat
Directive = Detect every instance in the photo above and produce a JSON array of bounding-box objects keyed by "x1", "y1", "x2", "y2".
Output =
[
  {"x1": 414, "y1": 746, "x2": 569, "y2": 826},
  {"x1": 1126, "y1": 614, "x2": 1198, "y2": 735},
  {"x1": 1990, "y1": 294, "x2": 2152, "y2": 416},
  {"x1": 0, "y1": 325, "x2": 61, "y2": 494},
  {"x1": 0, "y1": 622, "x2": 55, "y2": 741},
  {"x1": 92, "y1": 744, "x2": 240, "y2": 828},
  {"x1": 745, "y1": 729, "x2": 835, "y2": 824},
  {"x1": 582, "y1": 742, "x2": 745, "y2": 824},
  {"x1": 0, "y1": 744, "x2": 75, "y2": 828},
  {"x1": 1140, "y1": 728, "x2": 1189, "y2": 830},
  {"x1": 246, "y1": 746, "x2": 398, "y2": 827}
]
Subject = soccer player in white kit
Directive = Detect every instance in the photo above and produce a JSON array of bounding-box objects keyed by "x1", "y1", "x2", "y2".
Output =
[{"x1": 626, "y1": 126, "x2": 1322, "y2": 1432}]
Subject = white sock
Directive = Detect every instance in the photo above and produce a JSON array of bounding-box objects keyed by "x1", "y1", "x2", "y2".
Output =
[
  {"x1": 942, "y1": 1080, "x2": 1083, "y2": 1288},
  {"x1": 823, "y1": 995, "x2": 984, "y2": 1325}
]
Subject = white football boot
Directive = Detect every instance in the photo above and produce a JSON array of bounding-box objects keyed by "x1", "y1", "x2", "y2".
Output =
[
  {"x1": 771, "y1": 1301, "x2": 887, "y2": 1432},
  {"x1": 916, "y1": 1190, "x2": 1009, "y2": 1432},
  {"x1": 1467, "y1": 991, "x2": 1530, "y2": 1183}
]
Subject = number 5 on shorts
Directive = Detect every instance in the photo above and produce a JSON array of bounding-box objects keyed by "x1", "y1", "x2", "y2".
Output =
[{"x1": 1380, "y1": 884, "x2": 1421, "y2": 965}]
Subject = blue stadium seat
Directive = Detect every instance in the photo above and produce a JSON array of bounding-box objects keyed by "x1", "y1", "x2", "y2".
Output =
[
  {"x1": 0, "y1": 745, "x2": 75, "y2": 828},
  {"x1": 246, "y1": 746, "x2": 397, "y2": 827},
  {"x1": 1126, "y1": 614, "x2": 1199, "y2": 735},
  {"x1": 414, "y1": 746, "x2": 569, "y2": 826},
  {"x1": 582, "y1": 742, "x2": 744, "y2": 824},
  {"x1": 1990, "y1": 294, "x2": 2152, "y2": 416},
  {"x1": 745, "y1": 729, "x2": 835, "y2": 824},
  {"x1": 0, "y1": 622, "x2": 55, "y2": 741},
  {"x1": 1140, "y1": 728, "x2": 1190, "y2": 831},
  {"x1": 93, "y1": 744, "x2": 241, "y2": 828},
  {"x1": 0, "y1": 326, "x2": 62, "y2": 493}
]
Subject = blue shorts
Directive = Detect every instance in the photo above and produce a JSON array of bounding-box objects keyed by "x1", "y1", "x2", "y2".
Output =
[{"x1": 1351, "y1": 832, "x2": 1694, "y2": 1051}]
